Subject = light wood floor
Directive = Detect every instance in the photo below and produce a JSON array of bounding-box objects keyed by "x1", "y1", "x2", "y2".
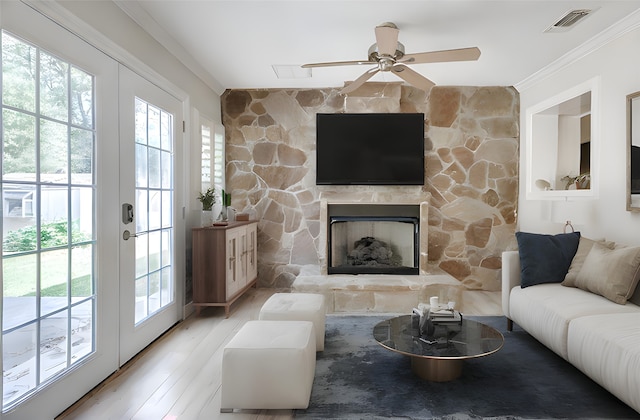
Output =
[{"x1": 56, "y1": 288, "x2": 502, "y2": 420}]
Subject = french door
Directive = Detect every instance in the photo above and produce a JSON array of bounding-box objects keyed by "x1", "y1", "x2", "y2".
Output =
[
  {"x1": 1, "y1": 2, "x2": 184, "y2": 418},
  {"x1": 118, "y1": 66, "x2": 183, "y2": 364},
  {"x1": 1, "y1": 2, "x2": 119, "y2": 418}
]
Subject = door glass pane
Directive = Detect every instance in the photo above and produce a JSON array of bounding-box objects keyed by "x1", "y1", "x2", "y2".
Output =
[
  {"x1": 41, "y1": 249, "x2": 69, "y2": 316},
  {"x1": 40, "y1": 311, "x2": 69, "y2": 382},
  {"x1": 39, "y1": 51, "x2": 68, "y2": 122},
  {"x1": 133, "y1": 98, "x2": 174, "y2": 325},
  {"x1": 2, "y1": 32, "x2": 96, "y2": 409}
]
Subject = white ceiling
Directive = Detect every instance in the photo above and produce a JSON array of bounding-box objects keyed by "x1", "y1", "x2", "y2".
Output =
[{"x1": 116, "y1": 1, "x2": 640, "y2": 95}]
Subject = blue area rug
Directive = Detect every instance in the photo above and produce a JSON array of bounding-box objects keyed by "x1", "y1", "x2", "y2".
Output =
[{"x1": 294, "y1": 315, "x2": 640, "y2": 420}]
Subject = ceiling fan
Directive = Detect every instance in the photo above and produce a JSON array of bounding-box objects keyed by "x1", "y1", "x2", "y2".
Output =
[{"x1": 301, "y1": 22, "x2": 481, "y2": 94}]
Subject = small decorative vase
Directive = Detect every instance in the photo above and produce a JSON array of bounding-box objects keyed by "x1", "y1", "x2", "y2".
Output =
[
  {"x1": 211, "y1": 201, "x2": 223, "y2": 222},
  {"x1": 201, "y1": 210, "x2": 214, "y2": 226}
]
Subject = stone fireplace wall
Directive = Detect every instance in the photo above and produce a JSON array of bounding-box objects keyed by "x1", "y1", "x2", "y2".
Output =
[{"x1": 221, "y1": 82, "x2": 519, "y2": 291}]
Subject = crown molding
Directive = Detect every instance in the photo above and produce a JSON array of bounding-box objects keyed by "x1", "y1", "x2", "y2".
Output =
[
  {"x1": 515, "y1": 8, "x2": 640, "y2": 92},
  {"x1": 113, "y1": 0, "x2": 225, "y2": 96}
]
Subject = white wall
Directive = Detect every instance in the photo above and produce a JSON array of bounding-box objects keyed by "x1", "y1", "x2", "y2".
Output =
[
  {"x1": 518, "y1": 25, "x2": 640, "y2": 244},
  {"x1": 56, "y1": 0, "x2": 221, "y2": 121}
]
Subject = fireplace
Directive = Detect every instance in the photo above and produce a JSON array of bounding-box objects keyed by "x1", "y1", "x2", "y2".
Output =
[{"x1": 327, "y1": 204, "x2": 420, "y2": 275}]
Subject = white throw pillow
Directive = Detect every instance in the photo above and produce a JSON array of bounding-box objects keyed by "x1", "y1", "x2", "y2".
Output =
[{"x1": 575, "y1": 242, "x2": 640, "y2": 304}]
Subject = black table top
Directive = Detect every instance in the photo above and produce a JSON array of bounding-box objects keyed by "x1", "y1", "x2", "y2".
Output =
[{"x1": 373, "y1": 314, "x2": 504, "y2": 360}]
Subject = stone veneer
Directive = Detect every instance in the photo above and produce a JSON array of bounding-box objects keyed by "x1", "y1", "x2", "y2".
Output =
[{"x1": 221, "y1": 82, "x2": 519, "y2": 292}]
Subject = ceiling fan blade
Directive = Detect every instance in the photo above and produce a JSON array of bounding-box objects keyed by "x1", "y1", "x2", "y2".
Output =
[
  {"x1": 391, "y1": 64, "x2": 435, "y2": 91},
  {"x1": 301, "y1": 60, "x2": 376, "y2": 68},
  {"x1": 375, "y1": 23, "x2": 399, "y2": 56},
  {"x1": 401, "y1": 47, "x2": 481, "y2": 64},
  {"x1": 341, "y1": 67, "x2": 380, "y2": 94}
]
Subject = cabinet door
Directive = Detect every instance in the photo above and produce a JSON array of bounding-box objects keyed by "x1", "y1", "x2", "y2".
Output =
[
  {"x1": 238, "y1": 226, "x2": 248, "y2": 289},
  {"x1": 225, "y1": 228, "x2": 240, "y2": 299},
  {"x1": 246, "y1": 223, "x2": 258, "y2": 281}
]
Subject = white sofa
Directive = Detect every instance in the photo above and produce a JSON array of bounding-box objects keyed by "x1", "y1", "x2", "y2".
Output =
[{"x1": 502, "y1": 249, "x2": 640, "y2": 414}]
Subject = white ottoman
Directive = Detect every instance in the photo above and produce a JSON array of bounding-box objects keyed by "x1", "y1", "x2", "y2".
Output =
[
  {"x1": 259, "y1": 293, "x2": 326, "y2": 351},
  {"x1": 220, "y1": 320, "x2": 316, "y2": 412}
]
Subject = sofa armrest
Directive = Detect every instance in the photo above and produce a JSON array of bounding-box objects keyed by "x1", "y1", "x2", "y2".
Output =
[{"x1": 502, "y1": 251, "x2": 521, "y2": 319}]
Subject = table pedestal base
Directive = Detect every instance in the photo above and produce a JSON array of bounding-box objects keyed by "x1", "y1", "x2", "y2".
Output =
[{"x1": 411, "y1": 357, "x2": 463, "y2": 382}]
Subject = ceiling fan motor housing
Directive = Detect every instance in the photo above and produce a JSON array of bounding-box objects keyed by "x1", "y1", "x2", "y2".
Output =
[{"x1": 368, "y1": 42, "x2": 405, "y2": 66}]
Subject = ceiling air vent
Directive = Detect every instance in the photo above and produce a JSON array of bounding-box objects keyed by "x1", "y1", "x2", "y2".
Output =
[{"x1": 545, "y1": 9, "x2": 594, "y2": 33}]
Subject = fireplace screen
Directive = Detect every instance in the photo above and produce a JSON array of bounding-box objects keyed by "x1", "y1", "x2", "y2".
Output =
[{"x1": 328, "y1": 216, "x2": 419, "y2": 275}]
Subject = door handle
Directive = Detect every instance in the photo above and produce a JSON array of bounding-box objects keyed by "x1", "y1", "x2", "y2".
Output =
[{"x1": 122, "y1": 230, "x2": 139, "y2": 240}]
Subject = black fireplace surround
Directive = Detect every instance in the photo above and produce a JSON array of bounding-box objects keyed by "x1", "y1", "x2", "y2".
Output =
[{"x1": 328, "y1": 205, "x2": 420, "y2": 275}]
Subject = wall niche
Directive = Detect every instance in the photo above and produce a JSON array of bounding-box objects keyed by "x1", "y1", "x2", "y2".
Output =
[{"x1": 221, "y1": 83, "x2": 519, "y2": 292}]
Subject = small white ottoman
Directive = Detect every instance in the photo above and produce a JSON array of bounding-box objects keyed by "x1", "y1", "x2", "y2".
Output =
[
  {"x1": 259, "y1": 293, "x2": 326, "y2": 351},
  {"x1": 220, "y1": 320, "x2": 316, "y2": 412}
]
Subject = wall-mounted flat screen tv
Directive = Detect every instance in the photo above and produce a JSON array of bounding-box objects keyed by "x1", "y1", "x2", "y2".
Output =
[{"x1": 316, "y1": 113, "x2": 425, "y2": 185}]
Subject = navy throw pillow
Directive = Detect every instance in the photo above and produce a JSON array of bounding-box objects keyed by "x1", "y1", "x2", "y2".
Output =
[{"x1": 515, "y1": 231, "x2": 581, "y2": 288}]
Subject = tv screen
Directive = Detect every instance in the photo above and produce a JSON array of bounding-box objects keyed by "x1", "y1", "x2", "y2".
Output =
[{"x1": 316, "y1": 113, "x2": 425, "y2": 185}]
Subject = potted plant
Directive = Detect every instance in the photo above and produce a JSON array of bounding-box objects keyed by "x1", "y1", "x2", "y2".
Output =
[{"x1": 198, "y1": 187, "x2": 220, "y2": 225}]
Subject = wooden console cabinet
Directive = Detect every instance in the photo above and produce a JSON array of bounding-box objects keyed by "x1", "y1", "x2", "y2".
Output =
[{"x1": 192, "y1": 221, "x2": 258, "y2": 317}]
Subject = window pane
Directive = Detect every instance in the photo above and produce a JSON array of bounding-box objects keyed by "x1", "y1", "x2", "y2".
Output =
[
  {"x1": 70, "y1": 67, "x2": 93, "y2": 128},
  {"x1": 41, "y1": 249, "x2": 69, "y2": 316},
  {"x1": 135, "y1": 275, "x2": 148, "y2": 323},
  {"x1": 40, "y1": 119, "x2": 69, "y2": 182},
  {"x1": 148, "y1": 147, "x2": 161, "y2": 189},
  {"x1": 1, "y1": 33, "x2": 36, "y2": 113},
  {"x1": 70, "y1": 300, "x2": 93, "y2": 362},
  {"x1": 2, "y1": 109, "x2": 36, "y2": 176},
  {"x1": 2, "y1": 254, "x2": 37, "y2": 330},
  {"x1": 161, "y1": 229, "x2": 171, "y2": 269},
  {"x1": 160, "y1": 110, "x2": 172, "y2": 152},
  {"x1": 135, "y1": 234, "x2": 148, "y2": 279},
  {"x1": 135, "y1": 143, "x2": 147, "y2": 188},
  {"x1": 70, "y1": 128, "x2": 93, "y2": 184},
  {"x1": 41, "y1": 186, "x2": 68, "y2": 246},
  {"x1": 71, "y1": 245, "x2": 93, "y2": 299},
  {"x1": 161, "y1": 150, "x2": 171, "y2": 190},
  {"x1": 134, "y1": 98, "x2": 147, "y2": 145},
  {"x1": 136, "y1": 189, "x2": 148, "y2": 232},
  {"x1": 40, "y1": 51, "x2": 68, "y2": 122},
  {"x1": 2, "y1": 322, "x2": 37, "y2": 405},
  {"x1": 3, "y1": 183, "x2": 37, "y2": 250},
  {"x1": 149, "y1": 190, "x2": 161, "y2": 231},
  {"x1": 161, "y1": 190, "x2": 171, "y2": 229},
  {"x1": 40, "y1": 311, "x2": 69, "y2": 381},
  {"x1": 148, "y1": 230, "x2": 161, "y2": 273},
  {"x1": 160, "y1": 267, "x2": 172, "y2": 306},
  {"x1": 71, "y1": 186, "x2": 93, "y2": 243},
  {"x1": 147, "y1": 105, "x2": 160, "y2": 148},
  {"x1": 148, "y1": 271, "x2": 160, "y2": 314}
]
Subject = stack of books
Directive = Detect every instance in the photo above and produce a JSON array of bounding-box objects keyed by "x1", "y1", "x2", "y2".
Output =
[{"x1": 429, "y1": 308, "x2": 462, "y2": 325}]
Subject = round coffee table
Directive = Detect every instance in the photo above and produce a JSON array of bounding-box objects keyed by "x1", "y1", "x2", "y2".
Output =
[{"x1": 373, "y1": 314, "x2": 504, "y2": 382}]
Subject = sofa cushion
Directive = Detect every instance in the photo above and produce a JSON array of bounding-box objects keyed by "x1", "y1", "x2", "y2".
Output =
[
  {"x1": 567, "y1": 313, "x2": 640, "y2": 413},
  {"x1": 509, "y1": 283, "x2": 640, "y2": 360},
  {"x1": 574, "y1": 242, "x2": 640, "y2": 304},
  {"x1": 563, "y1": 237, "x2": 615, "y2": 287},
  {"x1": 516, "y1": 231, "x2": 580, "y2": 288}
]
